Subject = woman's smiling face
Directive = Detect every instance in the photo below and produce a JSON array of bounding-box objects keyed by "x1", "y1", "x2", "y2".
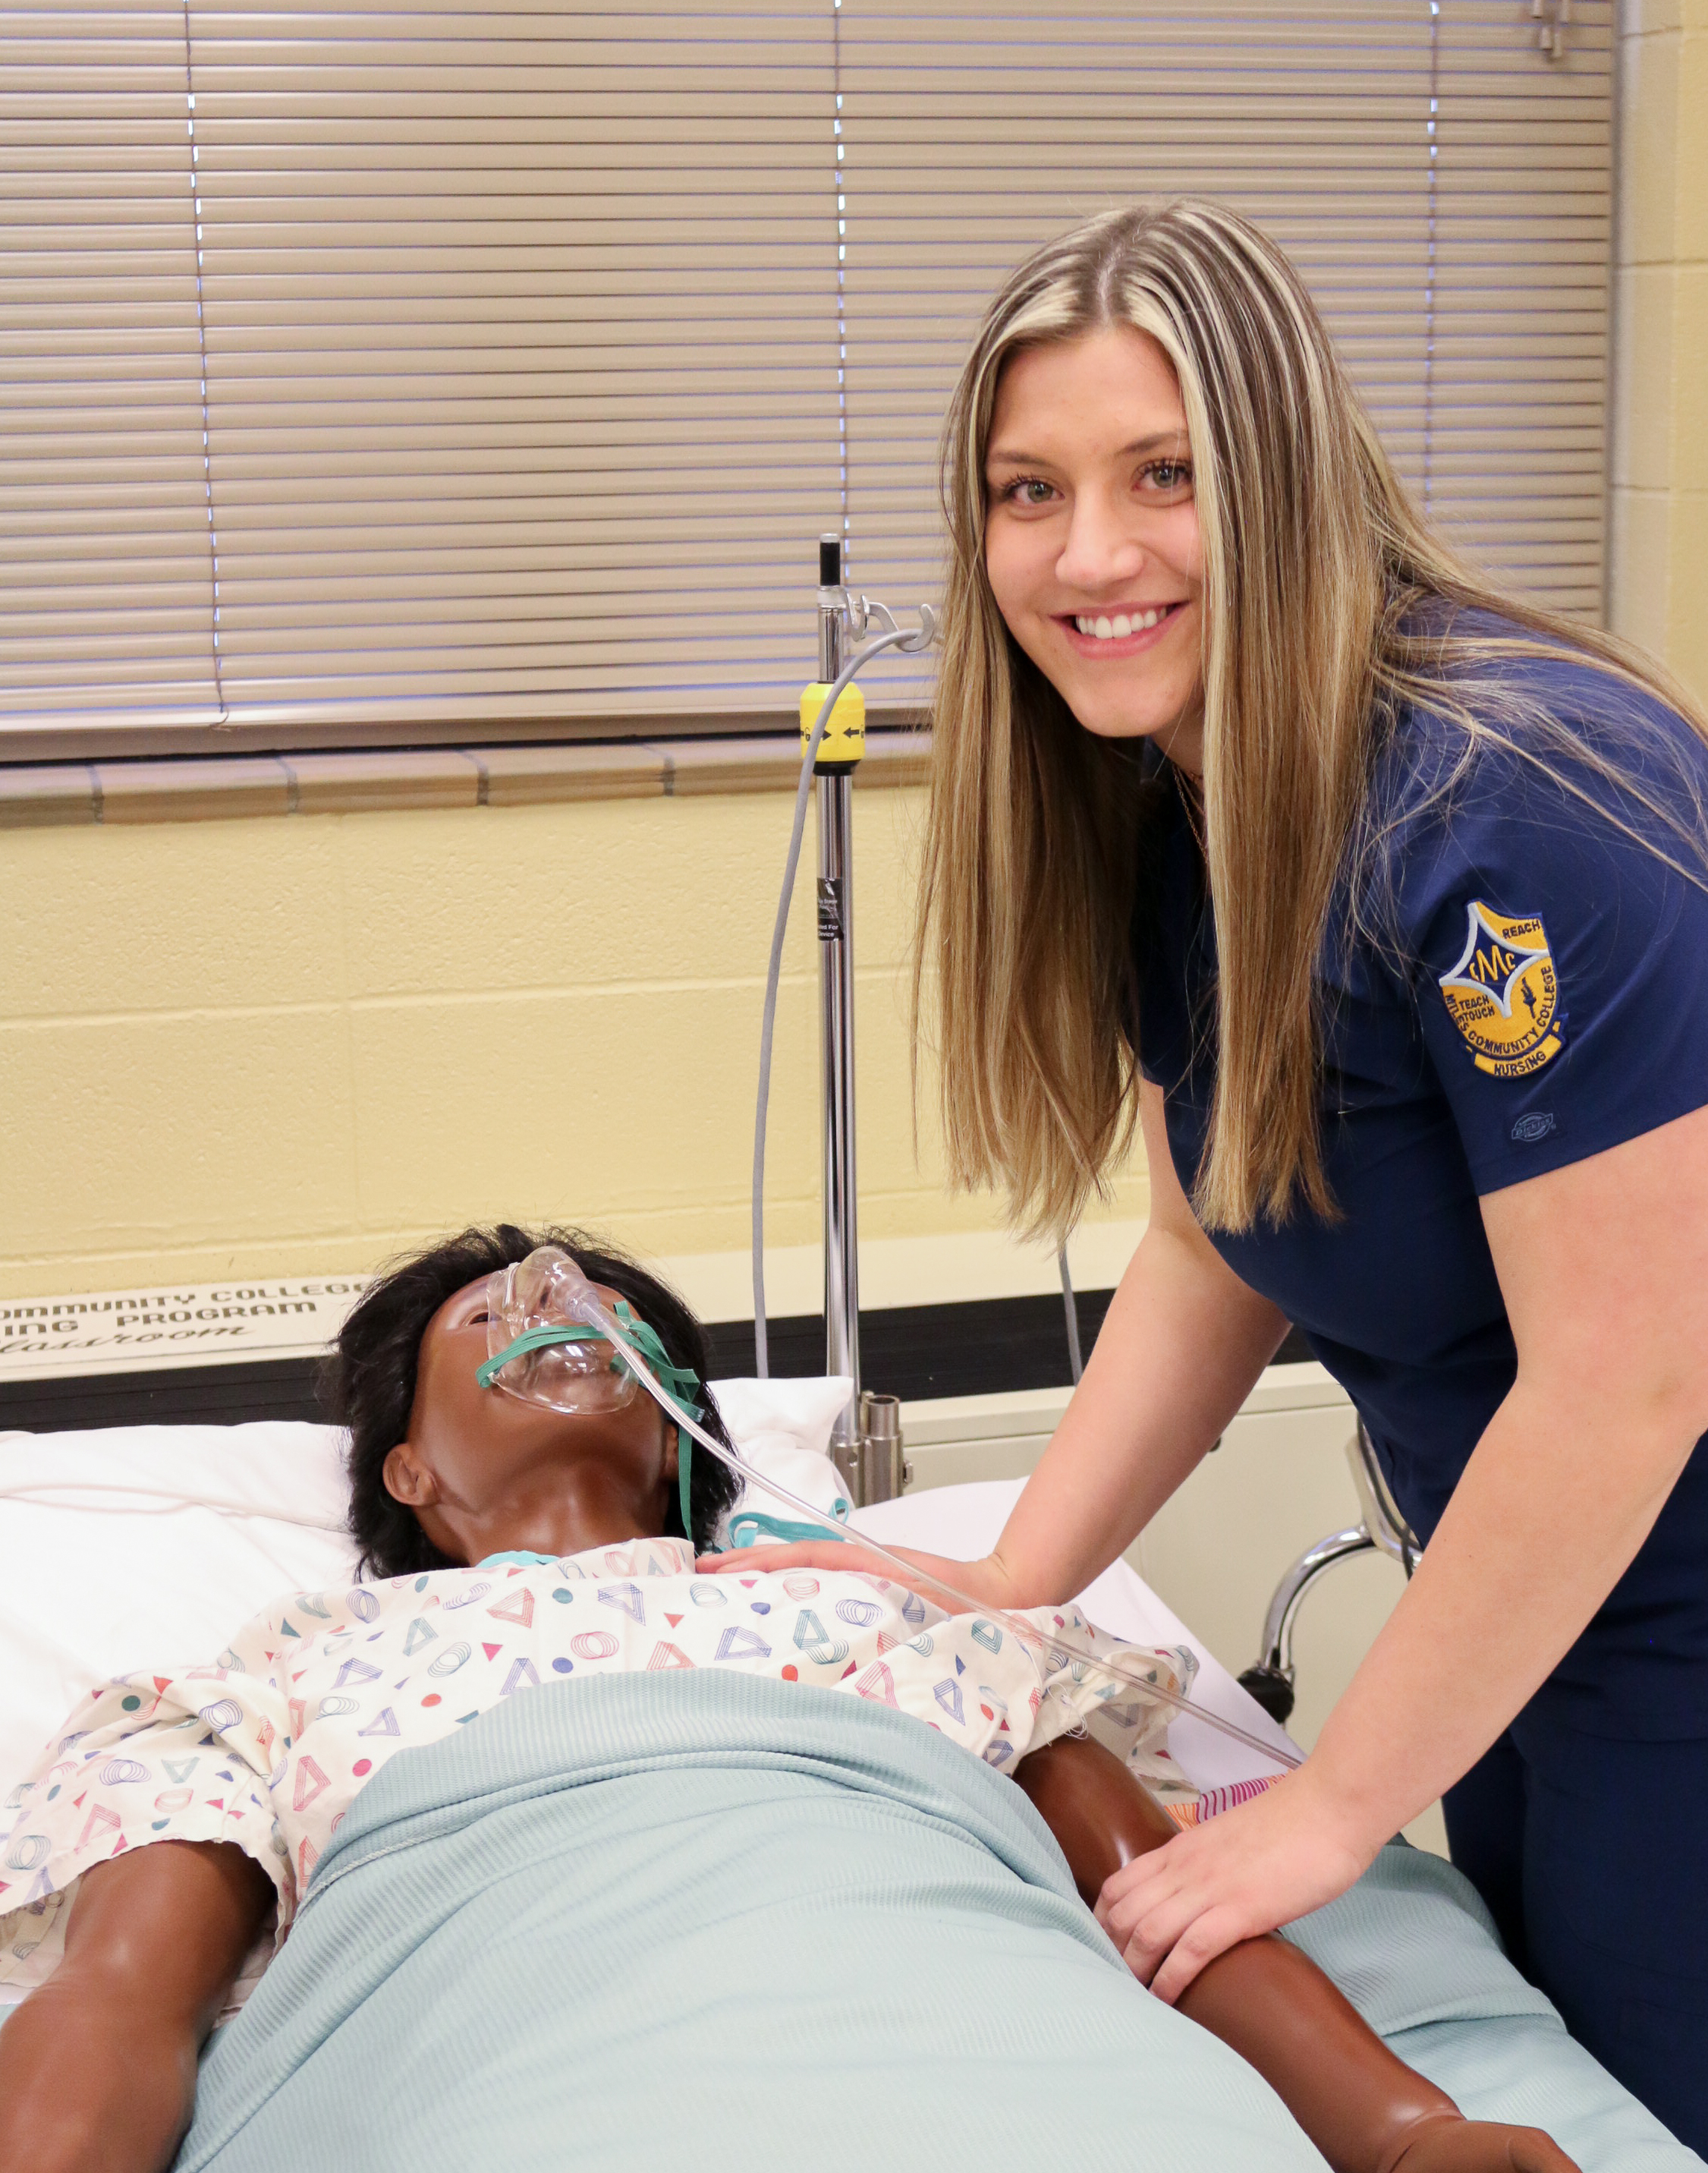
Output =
[
  {"x1": 982, "y1": 324, "x2": 1206, "y2": 771},
  {"x1": 381, "y1": 1275, "x2": 678, "y2": 1566}
]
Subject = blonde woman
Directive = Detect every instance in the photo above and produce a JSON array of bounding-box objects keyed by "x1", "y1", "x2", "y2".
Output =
[{"x1": 724, "y1": 203, "x2": 1708, "y2": 2146}]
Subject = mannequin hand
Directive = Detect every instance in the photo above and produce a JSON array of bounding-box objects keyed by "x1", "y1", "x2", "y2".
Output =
[
  {"x1": 698, "y1": 1540, "x2": 1021, "y2": 1611},
  {"x1": 1096, "y1": 1761, "x2": 1376, "y2": 2002},
  {"x1": 1387, "y1": 2115, "x2": 1580, "y2": 2173}
]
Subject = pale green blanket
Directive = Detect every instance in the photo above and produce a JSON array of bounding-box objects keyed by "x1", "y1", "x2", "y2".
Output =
[{"x1": 174, "y1": 1673, "x2": 1696, "y2": 2171}]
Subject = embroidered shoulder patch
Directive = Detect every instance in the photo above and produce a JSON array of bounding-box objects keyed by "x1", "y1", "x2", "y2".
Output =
[{"x1": 1438, "y1": 901, "x2": 1564, "y2": 1079}]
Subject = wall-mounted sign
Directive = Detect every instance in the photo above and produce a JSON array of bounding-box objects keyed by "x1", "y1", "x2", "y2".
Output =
[{"x1": 0, "y1": 1277, "x2": 370, "y2": 1382}]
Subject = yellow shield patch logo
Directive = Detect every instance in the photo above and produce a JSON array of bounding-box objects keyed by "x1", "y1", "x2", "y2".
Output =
[{"x1": 1438, "y1": 902, "x2": 1563, "y2": 1079}]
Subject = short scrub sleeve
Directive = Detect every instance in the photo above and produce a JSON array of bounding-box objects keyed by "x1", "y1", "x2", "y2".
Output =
[{"x1": 1390, "y1": 676, "x2": 1708, "y2": 1194}]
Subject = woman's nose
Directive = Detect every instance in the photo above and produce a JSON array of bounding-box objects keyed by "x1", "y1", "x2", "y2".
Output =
[{"x1": 1055, "y1": 492, "x2": 1146, "y2": 593}]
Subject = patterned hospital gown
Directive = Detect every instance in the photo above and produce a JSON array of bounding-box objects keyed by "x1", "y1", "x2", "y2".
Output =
[{"x1": 0, "y1": 1538, "x2": 1203, "y2": 2012}]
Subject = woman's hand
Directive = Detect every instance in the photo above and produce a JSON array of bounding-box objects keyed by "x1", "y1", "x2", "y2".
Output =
[
  {"x1": 697, "y1": 1538, "x2": 1022, "y2": 1614},
  {"x1": 1388, "y1": 2117, "x2": 1580, "y2": 2173},
  {"x1": 1095, "y1": 1760, "x2": 1377, "y2": 2003}
]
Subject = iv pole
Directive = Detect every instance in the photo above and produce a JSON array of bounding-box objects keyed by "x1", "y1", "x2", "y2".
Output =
[
  {"x1": 807, "y1": 534, "x2": 911, "y2": 1506},
  {"x1": 812, "y1": 534, "x2": 867, "y2": 1494},
  {"x1": 751, "y1": 535, "x2": 930, "y2": 1506}
]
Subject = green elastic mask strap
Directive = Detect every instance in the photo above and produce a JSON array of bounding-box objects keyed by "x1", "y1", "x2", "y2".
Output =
[
  {"x1": 675, "y1": 1426, "x2": 694, "y2": 1548},
  {"x1": 728, "y1": 1511, "x2": 849, "y2": 1550},
  {"x1": 474, "y1": 1322, "x2": 599, "y2": 1385},
  {"x1": 476, "y1": 1304, "x2": 703, "y2": 1545}
]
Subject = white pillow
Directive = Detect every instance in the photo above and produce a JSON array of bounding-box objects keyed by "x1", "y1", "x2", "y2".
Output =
[
  {"x1": 706, "y1": 1375, "x2": 854, "y2": 1547},
  {"x1": 0, "y1": 1378, "x2": 857, "y2": 1797},
  {"x1": 0, "y1": 1422, "x2": 357, "y2": 1803}
]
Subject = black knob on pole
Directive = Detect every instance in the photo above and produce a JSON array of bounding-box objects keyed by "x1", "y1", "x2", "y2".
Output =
[{"x1": 819, "y1": 532, "x2": 841, "y2": 587}]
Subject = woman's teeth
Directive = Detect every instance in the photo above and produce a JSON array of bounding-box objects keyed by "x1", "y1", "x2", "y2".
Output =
[{"x1": 1073, "y1": 606, "x2": 1170, "y2": 640}]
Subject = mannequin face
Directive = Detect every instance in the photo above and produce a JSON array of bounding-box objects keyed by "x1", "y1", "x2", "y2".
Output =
[
  {"x1": 983, "y1": 324, "x2": 1206, "y2": 772},
  {"x1": 382, "y1": 1276, "x2": 678, "y2": 1566}
]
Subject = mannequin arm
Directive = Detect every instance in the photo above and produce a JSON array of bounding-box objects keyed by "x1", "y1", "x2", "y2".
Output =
[
  {"x1": 1016, "y1": 1737, "x2": 1575, "y2": 2173},
  {"x1": 0, "y1": 1839, "x2": 273, "y2": 2173}
]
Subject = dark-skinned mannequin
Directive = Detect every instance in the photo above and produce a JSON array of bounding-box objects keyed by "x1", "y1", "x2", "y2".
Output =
[{"x1": 0, "y1": 1277, "x2": 1577, "y2": 2173}]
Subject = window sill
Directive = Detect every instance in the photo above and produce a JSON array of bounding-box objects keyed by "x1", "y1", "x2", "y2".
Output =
[{"x1": 0, "y1": 732, "x2": 931, "y2": 830}]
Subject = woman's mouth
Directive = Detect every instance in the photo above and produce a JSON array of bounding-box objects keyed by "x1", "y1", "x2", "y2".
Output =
[{"x1": 1058, "y1": 601, "x2": 1186, "y2": 655}]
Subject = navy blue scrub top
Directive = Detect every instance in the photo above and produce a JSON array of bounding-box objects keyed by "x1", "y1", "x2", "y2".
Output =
[{"x1": 1129, "y1": 638, "x2": 1708, "y2": 1739}]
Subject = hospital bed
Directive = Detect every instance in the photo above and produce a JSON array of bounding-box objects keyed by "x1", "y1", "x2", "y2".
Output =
[{"x1": 0, "y1": 1395, "x2": 1696, "y2": 2168}]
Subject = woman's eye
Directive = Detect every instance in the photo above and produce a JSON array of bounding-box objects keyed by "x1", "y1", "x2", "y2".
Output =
[
  {"x1": 1142, "y1": 460, "x2": 1193, "y2": 493},
  {"x1": 995, "y1": 475, "x2": 1056, "y2": 507}
]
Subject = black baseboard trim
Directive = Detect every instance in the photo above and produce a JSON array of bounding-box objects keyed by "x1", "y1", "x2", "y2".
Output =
[
  {"x1": 0, "y1": 1294, "x2": 1314, "y2": 1434},
  {"x1": 0, "y1": 1356, "x2": 334, "y2": 1434}
]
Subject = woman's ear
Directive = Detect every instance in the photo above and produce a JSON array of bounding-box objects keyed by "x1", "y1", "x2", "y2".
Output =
[
  {"x1": 382, "y1": 1441, "x2": 438, "y2": 1508},
  {"x1": 664, "y1": 1426, "x2": 681, "y2": 1485}
]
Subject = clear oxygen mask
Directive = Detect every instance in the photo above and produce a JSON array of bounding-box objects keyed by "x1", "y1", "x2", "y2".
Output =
[
  {"x1": 477, "y1": 1246, "x2": 706, "y2": 1535},
  {"x1": 476, "y1": 1244, "x2": 1298, "y2": 1774},
  {"x1": 480, "y1": 1247, "x2": 642, "y2": 1416}
]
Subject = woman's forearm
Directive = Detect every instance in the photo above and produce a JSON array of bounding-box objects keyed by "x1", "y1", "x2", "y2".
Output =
[
  {"x1": 992, "y1": 1218, "x2": 1287, "y2": 1604},
  {"x1": 1308, "y1": 1372, "x2": 1698, "y2": 1850},
  {"x1": 1304, "y1": 1098, "x2": 1708, "y2": 1844},
  {"x1": 0, "y1": 1840, "x2": 273, "y2": 2173},
  {"x1": 1072, "y1": 1334, "x2": 1700, "y2": 2020},
  {"x1": 988, "y1": 1081, "x2": 1288, "y2": 1607},
  {"x1": 759, "y1": 1218, "x2": 1285, "y2": 1617}
]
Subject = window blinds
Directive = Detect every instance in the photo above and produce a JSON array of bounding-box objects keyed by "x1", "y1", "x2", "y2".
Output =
[
  {"x1": 840, "y1": 0, "x2": 1615, "y2": 710},
  {"x1": 2, "y1": 6, "x2": 223, "y2": 727},
  {"x1": 1430, "y1": 5, "x2": 1611, "y2": 611},
  {"x1": 0, "y1": 1, "x2": 1612, "y2": 750}
]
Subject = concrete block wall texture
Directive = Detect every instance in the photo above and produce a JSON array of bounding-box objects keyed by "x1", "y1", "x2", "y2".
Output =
[
  {"x1": 0, "y1": 780, "x2": 1148, "y2": 1299},
  {"x1": 1610, "y1": 0, "x2": 1708, "y2": 698}
]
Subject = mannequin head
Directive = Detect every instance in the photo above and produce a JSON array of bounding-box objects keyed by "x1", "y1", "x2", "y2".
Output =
[{"x1": 334, "y1": 1224, "x2": 740, "y2": 1575}]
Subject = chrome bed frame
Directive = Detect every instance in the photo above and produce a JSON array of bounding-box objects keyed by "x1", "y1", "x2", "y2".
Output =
[{"x1": 1238, "y1": 1422, "x2": 1422, "y2": 1725}]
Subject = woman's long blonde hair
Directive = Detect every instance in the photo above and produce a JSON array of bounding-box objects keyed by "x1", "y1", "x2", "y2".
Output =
[{"x1": 920, "y1": 198, "x2": 1708, "y2": 1237}]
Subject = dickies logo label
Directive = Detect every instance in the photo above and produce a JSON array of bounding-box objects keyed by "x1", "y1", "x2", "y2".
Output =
[{"x1": 1439, "y1": 901, "x2": 1564, "y2": 1079}]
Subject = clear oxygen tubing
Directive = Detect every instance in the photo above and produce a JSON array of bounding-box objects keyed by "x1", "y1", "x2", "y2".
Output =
[
  {"x1": 750, "y1": 619, "x2": 931, "y2": 1377},
  {"x1": 521, "y1": 1252, "x2": 1302, "y2": 1772}
]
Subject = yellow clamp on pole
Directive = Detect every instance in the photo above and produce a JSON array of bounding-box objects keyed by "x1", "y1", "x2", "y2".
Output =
[{"x1": 801, "y1": 680, "x2": 866, "y2": 768}]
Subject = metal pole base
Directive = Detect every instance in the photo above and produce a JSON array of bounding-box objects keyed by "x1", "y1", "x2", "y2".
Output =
[{"x1": 858, "y1": 1390, "x2": 907, "y2": 1504}]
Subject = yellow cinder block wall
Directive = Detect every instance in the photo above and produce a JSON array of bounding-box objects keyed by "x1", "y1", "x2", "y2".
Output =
[{"x1": 0, "y1": 783, "x2": 1146, "y2": 1299}]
